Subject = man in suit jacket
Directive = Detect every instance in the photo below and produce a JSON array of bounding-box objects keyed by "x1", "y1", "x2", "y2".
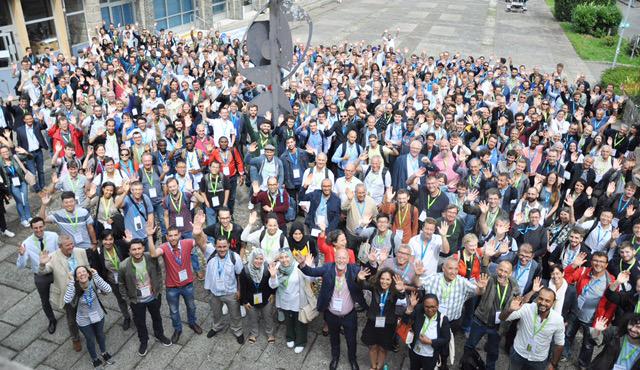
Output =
[
  {"x1": 295, "y1": 249, "x2": 365, "y2": 370},
  {"x1": 38, "y1": 235, "x2": 89, "y2": 352},
  {"x1": 16, "y1": 113, "x2": 48, "y2": 192},
  {"x1": 391, "y1": 139, "x2": 425, "y2": 190},
  {"x1": 299, "y1": 177, "x2": 341, "y2": 233},
  {"x1": 0, "y1": 103, "x2": 13, "y2": 130},
  {"x1": 6, "y1": 95, "x2": 32, "y2": 128}
]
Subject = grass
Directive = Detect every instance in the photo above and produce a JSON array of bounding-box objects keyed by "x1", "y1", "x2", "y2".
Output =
[
  {"x1": 560, "y1": 22, "x2": 640, "y2": 66},
  {"x1": 545, "y1": 0, "x2": 556, "y2": 16}
]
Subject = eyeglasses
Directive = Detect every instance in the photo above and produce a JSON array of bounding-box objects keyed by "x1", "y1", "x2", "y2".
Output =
[{"x1": 120, "y1": 152, "x2": 129, "y2": 156}]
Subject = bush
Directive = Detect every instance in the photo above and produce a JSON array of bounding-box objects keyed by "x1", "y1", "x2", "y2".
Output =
[
  {"x1": 601, "y1": 66, "x2": 640, "y2": 97},
  {"x1": 555, "y1": 0, "x2": 614, "y2": 21},
  {"x1": 571, "y1": 3, "x2": 622, "y2": 37}
]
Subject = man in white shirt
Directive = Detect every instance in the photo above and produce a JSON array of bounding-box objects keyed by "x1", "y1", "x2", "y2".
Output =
[
  {"x1": 208, "y1": 107, "x2": 236, "y2": 147},
  {"x1": 408, "y1": 217, "x2": 450, "y2": 279},
  {"x1": 499, "y1": 288, "x2": 564, "y2": 370},
  {"x1": 578, "y1": 208, "x2": 614, "y2": 257},
  {"x1": 333, "y1": 163, "x2": 362, "y2": 204},
  {"x1": 301, "y1": 152, "x2": 334, "y2": 192}
]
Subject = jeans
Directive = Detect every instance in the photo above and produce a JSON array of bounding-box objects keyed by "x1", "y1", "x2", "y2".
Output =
[
  {"x1": 152, "y1": 202, "x2": 167, "y2": 235},
  {"x1": 165, "y1": 283, "x2": 197, "y2": 332},
  {"x1": 209, "y1": 293, "x2": 243, "y2": 337},
  {"x1": 283, "y1": 309, "x2": 308, "y2": 347},
  {"x1": 109, "y1": 281, "x2": 130, "y2": 320},
  {"x1": 205, "y1": 207, "x2": 218, "y2": 227},
  {"x1": 78, "y1": 319, "x2": 107, "y2": 361},
  {"x1": 10, "y1": 181, "x2": 31, "y2": 221},
  {"x1": 461, "y1": 295, "x2": 478, "y2": 333},
  {"x1": 325, "y1": 309, "x2": 358, "y2": 362},
  {"x1": 464, "y1": 317, "x2": 501, "y2": 370},
  {"x1": 509, "y1": 349, "x2": 547, "y2": 370},
  {"x1": 564, "y1": 319, "x2": 593, "y2": 367},
  {"x1": 227, "y1": 176, "x2": 238, "y2": 215},
  {"x1": 26, "y1": 149, "x2": 45, "y2": 192},
  {"x1": 130, "y1": 297, "x2": 165, "y2": 344},
  {"x1": 34, "y1": 273, "x2": 55, "y2": 322}
]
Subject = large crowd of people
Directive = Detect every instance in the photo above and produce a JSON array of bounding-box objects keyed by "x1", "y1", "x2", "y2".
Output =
[{"x1": 1, "y1": 19, "x2": 639, "y2": 370}]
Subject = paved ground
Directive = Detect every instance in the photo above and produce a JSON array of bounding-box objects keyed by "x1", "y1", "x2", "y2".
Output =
[{"x1": 0, "y1": 0, "x2": 601, "y2": 369}]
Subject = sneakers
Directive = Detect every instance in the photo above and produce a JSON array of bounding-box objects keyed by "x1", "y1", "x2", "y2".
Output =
[
  {"x1": 158, "y1": 335, "x2": 172, "y2": 347},
  {"x1": 222, "y1": 304, "x2": 229, "y2": 315},
  {"x1": 92, "y1": 358, "x2": 103, "y2": 368},
  {"x1": 207, "y1": 329, "x2": 219, "y2": 338},
  {"x1": 294, "y1": 346, "x2": 304, "y2": 354},
  {"x1": 2, "y1": 230, "x2": 15, "y2": 238},
  {"x1": 171, "y1": 330, "x2": 181, "y2": 344},
  {"x1": 286, "y1": 341, "x2": 295, "y2": 348},
  {"x1": 138, "y1": 342, "x2": 148, "y2": 357},
  {"x1": 20, "y1": 220, "x2": 30, "y2": 228},
  {"x1": 236, "y1": 334, "x2": 245, "y2": 344},
  {"x1": 102, "y1": 352, "x2": 114, "y2": 365}
]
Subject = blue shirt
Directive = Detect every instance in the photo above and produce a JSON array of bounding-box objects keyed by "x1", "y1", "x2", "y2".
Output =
[{"x1": 123, "y1": 195, "x2": 153, "y2": 239}]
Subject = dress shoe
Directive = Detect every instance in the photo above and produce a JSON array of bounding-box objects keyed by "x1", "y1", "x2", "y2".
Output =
[
  {"x1": 207, "y1": 329, "x2": 219, "y2": 338},
  {"x1": 72, "y1": 339, "x2": 82, "y2": 352},
  {"x1": 171, "y1": 330, "x2": 181, "y2": 344},
  {"x1": 189, "y1": 323, "x2": 203, "y2": 334},
  {"x1": 329, "y1": 357, "x2": 339, "y2": 370},
  {"x1": 236, "y1": 334, "x2": 245, "y2": 344},
  {"x1": 47, "y1": 320, "x2": 57, "y2": 334},
  {"x1": 122, "y1": 317, "x2": 131, "y2": 331},
  {"x1": 349, "y1": 360, "x2": 360, "y2": 370}
]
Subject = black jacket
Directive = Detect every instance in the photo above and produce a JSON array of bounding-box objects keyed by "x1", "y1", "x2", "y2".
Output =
[
  {"x1": 299, "y1": 263, "x2": 366, "y2": 312},
  {"x1": 239, "y1": 266, "x2": 275, "y2": 308},
  {"x1": 402, "y1": 308, "x2": 451, "y2": 359}
]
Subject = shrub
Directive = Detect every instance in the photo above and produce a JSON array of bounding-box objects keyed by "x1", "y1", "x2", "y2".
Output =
[
  {"x1": 601, "y1": 66, "x2": 640, "y2": 97},
  {"x1": 571, "y1": 3, "x2": 622, "y2": 37},
  {"x1": 555, "y1": 0, "x2": 614, "y2": 21}
]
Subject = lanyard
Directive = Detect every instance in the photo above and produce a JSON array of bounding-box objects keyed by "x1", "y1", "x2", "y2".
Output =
[
  {"x1": 105, "y1": 247, "x2": 119, "y2": 270},
  {"x1": 209, "y1": 174, "x2": 219, "y2": 194},
  {"x1": 440, "y1": 276, "x2": 454, "y2": 301},
  {"x1": 620, "y1": 336, "x2": 640, "y2": 362},
  {"x1": 614, "y1": 133, "x2": 625, "y2": 148},
  {"x1": 496, "y1": 282, "x2": 508, "y2": 309},
  {"x1": 220, "y1": 225, "x2": 232, "y2": 240},
  {"x1": 69, "y1": 177, "x2": 79, "y2": 195},
  {"x1": 420, "y1": 315, "x2": 435, "y2": 336},
  {"x1": 103, "y1": 198, "x2": 112, "y2": 220},
  {"x1": 171, "y1": 241, "x2": 183, "y2": 266},
  {"x1": 446, "y1": 220, "x2": 457, "y2": 238},
  {"x1": 66, "y1": 210, "x2": 79, "y2": 231},
  {"x1": 427, "y1": 191, "x2": 439, "y2": 210},
  {"x1": 335, "y1": 274, "x2": 345, "y2": 292},
  {"x1": 217, "y1": 257, "x2": 225, "y2": 278},
  {"x1": 596, "y1": 227, "x2": 610, "y2": 245},
  {"x1": 260, "y1": 134, "x2": 269, "y2": 148},
  {"x1": 398, "y1": 206, "x2": 409, "y2": 226},
  {"x1": 532, "y1": 310, "x2": 549, "y2": 338},
  {"x1": 6, "y1": 164, "x2": 15, "y2": 176},
  {"x1": 170, "y1": 192, "x2": 183, "y2": 213},
  {"x1": 463, "y1": 251, "x2": 474, "y2": 278},
  {"x1": 375, "y1": 232, "x2": 386, "y2": 246},
  {"x1": 421, "y1": 239, "x2": 430, "y2": 260},
  {"x1": 486, "y1": 210, "x2": 499, "y2": 229},
  {"x1": 635, "y1": 299, "x2": 640, "y2": 314},
  {"x1": 144, "y1": 169, "x2": 154, "y2": 186},
  {"x1": 468, "y1": 175, "x2": 480, "y2": 188},
  {"x1": 379, "y1": 290, "x2": 389, "y2": 316},
  {"x1": 134, "y1": 258, "x2": 147, "y2": 282},
  {"x1": 621, "y1": 259, "x2": 637, "y2": 272},
  {"x1": 288, "y1": 151, "x2": 299, "y2": 168},
  {"x1": 83, "y1": 285, "x2": 94, "y2": 308},
  {"x1": 618, "y1": 196, "x2": 631, "y2": 214},
  {"x1": 268, "y1": 192, "x2": 277, "y2": 209}
]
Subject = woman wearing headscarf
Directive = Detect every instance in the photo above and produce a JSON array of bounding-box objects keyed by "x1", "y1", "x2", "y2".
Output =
[
  {"x1": 287, "y1": 222, "x2": 318, "y2": 260},
  {"x1": 239, "y1": 249, "x2": 276, "y2": 344},
  {"x1": 268, "y1": 248, "x2": 313, "y2": 354}
]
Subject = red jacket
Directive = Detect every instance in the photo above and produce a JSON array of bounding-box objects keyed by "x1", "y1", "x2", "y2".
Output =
[
  {"x1": 455, "y1": 249, "x2": 483, "y2": 280},
  {"x1": 48, "y1": 124, "x2": 84, "y2": 158},
  {"x1": 564, "y1": 265, "x2": 617, "y2": 325},
  {"x1": 208, "y1": 147, "x2": 245, "y2": 177},
  {"x1": 317, "y1": 234, "x2": 356, "y2": 264}
]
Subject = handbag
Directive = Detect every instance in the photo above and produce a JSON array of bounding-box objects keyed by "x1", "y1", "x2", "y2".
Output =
[
  {"x1": 13, "y1": 155, "x2": 36, "y2": 186},
  {"x1": 395, "y1": 320, "x2": 413, "y2": 345},
  {"x1": 298, "y1": 278, "x2": 319, "y2": 324},
  {"x1": 357, "y1": 242, "x2": 371, "y2": 264}
]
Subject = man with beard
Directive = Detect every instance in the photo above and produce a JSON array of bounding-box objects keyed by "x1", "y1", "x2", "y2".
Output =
[
  {"x1": 590, "y1": 314, "x2": 640, "y2": 369},
  {"x1": 499, "y1": 288, "x2": 564, "y2": 370},
  {"x1": 209, "y1": 136, "x2": 245, "y2": 214}
]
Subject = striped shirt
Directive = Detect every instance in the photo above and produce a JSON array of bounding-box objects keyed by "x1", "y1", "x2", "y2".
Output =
[
  {"x1": 423, "y1": 273, "x2": 477, "y2": 320},
  {"x1": 49, "y1": 207, "x2": 94, "y2": 249},
  {"x1": 63, "y1": 272, "x2": 112, "y2": 326}
]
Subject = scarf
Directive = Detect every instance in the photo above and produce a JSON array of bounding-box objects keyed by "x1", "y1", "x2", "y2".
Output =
[
  {"x1": 288, "y1": 222, "x2": 311, "y2": 253},
  {"x1": 247, "y1": 249, "x2": 265, "y2": 284},
  {"x1": 549, "y1": 278, "x2": 568, "y2": 314},
  {"x1": 276, "y1": 248, "x2": 296, "y2": 288}
]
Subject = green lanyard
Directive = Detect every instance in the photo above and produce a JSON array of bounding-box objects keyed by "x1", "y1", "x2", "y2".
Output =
[
  {"x1": 335, "y1": 274, "x2": 345, "y2": 292},
  {"x1": 620, "y1": 336, "x2": 640, "y2": 362},
  {"x1": 220, "y1": 225, "x2": 231, "y2": 240},
  {"x1": 170, "y1": 192, "x2": 183, "y2": 213},
  {"x1": 268, "y1": 193, "x2": 277, "y2": 209},
  {"x1": 427, "y1": 192, "x2": 439, "y2": 210},
  {"x1": 134, "y1": 258, "x2": 147, "y2": 282},
  {"x1": 635, "y1": 299, "x2": 640, "y2": 314},
  {"x1": 440, "y1": 276, "x2": 455, "y2": 301},
  {"x1": 446, "y1": 220, "x2": 457, "y2": 238},
  {"x1": 533, "y1": 310, "x2": 549, "y2": 338},
  {"x1": 420, "y1": 315, "x2": 435, "y2": 336},
  {"x1": 66, "y1": 210, "x2": 79, "y2": 231},
  {"x1": 105, "y1": 247, "x2": 119, "y2": 271},
  {"x1": 496, "y1": 282, "x2": 508, "y2": 309},
  {"x1": 621, "y1": 259, "x2": 637, "y2": 273},
  {"x1": 486, "y1": 210, "x2": 499, "y2": 230},
  {"x1": 69, "y1": 177, "x2": 79, "y2": 195},
  {"x1": 144, "y1": 169, "x2": 154, "y2": 186},
  {"x1": 375, "y1": 232, "x2": 386, "y2": 246},
  {"x1": 209, "y1": 174, "x2": 219, "y2": 194},
  {"x1": 103, "y1": 198, "x2": 112, "y2": 220},
  {"x1": 397, "y1": 206, "x2": 409, "y2": 225}
]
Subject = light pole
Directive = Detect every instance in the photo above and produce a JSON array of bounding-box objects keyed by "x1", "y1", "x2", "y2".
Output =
[{"x1": 613, "y1": 0, "x2": 633, "y2": 67}]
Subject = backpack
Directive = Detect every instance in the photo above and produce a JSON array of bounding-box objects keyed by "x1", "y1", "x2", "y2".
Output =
[
  {"x1": 281, "y1": 191, "x2": 297, "y2": 222},
  {"x1": 364, "y1": 166, "x2": 389, "y2": 189},
  {"x1": 368, "y1": 230, "x2": 397, "y2": 254},
  {"x1": 339, "y1": 142, "x2": 362, "y2": 158},
  {"x1": 259, "y1": 228, "x2": 287, "y2": 249},
  {"x1": 206, "y1": 249, "x2": 237, "y2": 265}
]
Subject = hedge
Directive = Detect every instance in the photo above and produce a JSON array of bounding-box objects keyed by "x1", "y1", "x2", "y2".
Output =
[
  {"x1": 600, "y1": 66, "x2": 640, "y2": 97},
  {"x1": 554, "y1": 0, "x2": 614, "y2": 21},
  {"x1": 572, "y1": 3, "x2": 622, "y2": 37}
]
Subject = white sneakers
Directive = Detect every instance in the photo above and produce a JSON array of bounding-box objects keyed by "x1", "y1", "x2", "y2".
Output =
[
  {"x1": 286, "y1": 341, "x2": 294, "y2": 348},
  {"x1": 294, "y1": 346, "x2": 304, "y2": 354},
  {"x1": 3, "y1": 230, "x2": 15, "y2": 238},
  {"x1": 20, "y1": 220, "x2": 30, "y2": 228}
]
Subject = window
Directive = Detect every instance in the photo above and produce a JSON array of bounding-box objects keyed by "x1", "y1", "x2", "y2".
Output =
[
  {"x1": 100, "y1": 0, "x2": 135, "y2": 26},
  {"x1": 65, "y1": 0, "x2": 88, "y2": 47},
  {"x1": 154, "y1": 0, "x2": 196, "y2": 30},
  {"x1": 22, "y1": 0, "x2": 58, "y2": 54},
  {"x1": 213, "y1": 0, "x2": 226, "y2": 15},
  {"x1": 0, "y1": 1, "x2": 12, "y2": 27}
]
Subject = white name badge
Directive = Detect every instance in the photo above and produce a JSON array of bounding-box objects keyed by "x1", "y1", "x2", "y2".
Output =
[
  {"x1": 134, "y1": 215, "x2": 143, "y2": 231},
  {"x1": 223, "y1": 167, "x2": 230, "y2": 176},
  {"x1": 88, "y1": 310, "x2": 102, "y2": 324},
  {"x1": 139, "y1": 286, "x2": 151, "y2": 297},
  {"x1": 148, "y1": 188, "x2": 157, "y2": 198},
  {"x1": 253, "y1": 293, "x2": 263, "y2": 305},
  {"x1": 11, "y1": 177, "x2": 20, "y2": 187},
  {"x1": 375, "y1": 316, "x2": 386, "y2": 328},
  {"x1": 331, "y1": 298, "x2": 343, "y2": 311},
  {"x1": 612, "y1": 149, "x2": 617, "y2": 156},
  {"x1": 495, "y1": 311, "x2": 501, "y2": 324},
  {"x1": 260, "y1": 149, "x2": 265, "y2": 155},
  {"x1": 175, "y1": 216, "x2": 184, "y2": 228},
  {"x1": 212, "y1": 197, "x2": 220, "y2": 207},
  {"x1": 132, "y1": 108, "x2": 138, "y2": 116},
  {"x1": 613, "y1": 365, "x2": 626, "y2": 370},
  {"x1": 405, "y1": 331, "x2": 414, "y2": 344},
  {"x1": 396, "y1": 230, "x2": 404, "y2": 242},
  {"x1": 178, "y1": 269, "x2": 188, "y2": 282},
  {"x1": 104, "y1": 222, "x2": 112, "y2": 230},
  {"x1": 112, "y1": 272, "x2": 118, "y2": 284},
  {"x1": 419, "y1": 210, "x2": 427, "y2": 222},
  {"x1": 293, "y1": 168, "x2": 301, "y2": 179},
  {"x1": 311, "y1": 229, "x2": 321, "y2": 237},
  {"x1": 563, "y1": 171, "x2": 571, "y2": 180}
]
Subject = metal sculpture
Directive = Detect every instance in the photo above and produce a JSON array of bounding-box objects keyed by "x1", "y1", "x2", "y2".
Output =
[{"x1": 239, "y1": 0, "x2": 313, "y2": 121}]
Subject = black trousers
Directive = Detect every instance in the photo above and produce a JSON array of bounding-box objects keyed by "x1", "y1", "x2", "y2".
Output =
[
  {"x1": 108, "y1": 281, "x2": 130, "y2": 320},
  {"x1": 34, "y1": 273, "x2": 55, "y2": 322},
  {"x1": 130, "y1": 296, "x2": 165, "y2": 344},
  {"x1": 408, "y1": 349, "x2": 439, "y2": 370},
  {"x1": 325, "y1": 309, "x2": 358, "y2": 363}
]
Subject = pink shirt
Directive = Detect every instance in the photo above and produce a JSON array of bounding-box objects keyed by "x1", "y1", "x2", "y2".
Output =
[
  {"x1": 328, "y1": 271, "x2": 354, "y2": 316},
  {"x1": 432, "y1": 152, "x2": 463, "y2": 192}
]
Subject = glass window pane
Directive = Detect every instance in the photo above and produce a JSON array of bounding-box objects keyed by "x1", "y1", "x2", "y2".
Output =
[
  {"x1": 213, "y1": 2, "x2": 225, "y2": 14},
  {"x1": 25, "y1": 19, "x2": 58, "y2": 53},
  {"x1": 111, "y1": 5, "x2": 123, "y2": 26},
  {"x1": 0, "y1": 1, "x2": 13, "y2": 26},
  {"x1": 168, "y1": 15, "x2": 181, "y2": 28},
  {"x1": 64, "y1": 0, "x2": 84, "y2": 13},
  {"x1": 122, "y1": 3, "x2": 134, "y2": 24},
  {"x1": 101, "y1": 7, "x2": 111, "y2": 23},
  {"x1": 67, "y1": 13, "x2": 88, "y2": 46},
  {"x1": 182, "y1": 12, "x2": 193, "y2": 24},
  {"x1": 154, "y1": 0, "x2": 166, "y2": 19},
  {"x1": 167, "y1": 0, "x2": 180, "y2": 14},
  {"x1": 182, "y1": 0, "x2": 193, "y2": 12},
  {"x1": 22, "y1": 0, "x2": 54, "y2": 22},
  {"x1": 156, "y1": 19, "x2": 167, "y2": 30}
]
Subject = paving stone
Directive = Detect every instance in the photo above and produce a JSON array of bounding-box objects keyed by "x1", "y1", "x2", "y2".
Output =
[
  {"x1": 0, "y1": 285, "x2": 27, "y2": 319},
  {"x1": 0, "y1": 261, "x2": 37, "y2": 293},
  {"x1": 34, "y1": 365, "x2": 57, "y2": 370},
  {"x1": 448, "y1": 4, "x2": 467, "y2": 10},
  {"x1": 42, "y1": 338, "x2": 85, "y2": 370},
  {"x1": 12, "y1": 339, "x2": 59, "y2": 368},
  {"x1": 170, "y1": 331, "x2": 216, "y2": 369},
  {"x1": 2, "y1": 312, "x2": 49, "y2": 351},
  {"x1": 439, "y1": 13, "x2": 463, "y2": 22},
  {"x1": 134, "y1": 341, "x2": 181, "y2": 369},
  {"x1": 0, "y1": 345, "x2": 17, "y2": 360},
  {"x1": 0, "y1": 322, "x2": 16, "y2": 342}
]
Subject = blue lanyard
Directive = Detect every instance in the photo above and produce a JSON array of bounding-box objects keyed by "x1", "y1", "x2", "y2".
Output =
[
  {"x1": 171, "y1": 241, "x2": 182, "y2": 266},
  {"x1": 582, "y1": 277, "x2": 601, "y2": 296},
  {"x1": 288, "y1": 151, "x2": 299, "y2": 168},
  {"x1": 83, "y1": 285, "x2": 94, "y2": 308},
  {"x1": 421, "y1": 239, "x2": 430, "y2": 260},
  {"x1": 618, "y1": 197, "x2": 631, "y2": 214},
  {"x1": 379, "y1": 290, "x2": 389, "y2": 316},
  {"x1": 217, "y1": 257, "x2": 225, "y2": 278},
  {"x1": 5, "y1": 165, "x2": 15, "y2": 176},
  {"x1": 518, "y1": 226, "x2": 535, "y2": 235},
  {"x1": 515, "y1": 263, "x2": 530, "y2": 280},
  {"x1": 596, "y1": 227, "x2": 609, "y2": 245}
]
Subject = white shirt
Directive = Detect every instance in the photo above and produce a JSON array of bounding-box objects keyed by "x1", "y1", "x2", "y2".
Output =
[
  {"x1": 579, "y1": 220, "x2": 613, "y2": 256},
  {"x1": 25, "y1": 125, "x2": 39, "y2": 152},
  {"x1": 408, "y1": 234, "x2": 443, "y2": 279},
  {"x1": 362, "y1": 165, "x2": 391, "y2": 204},
  {"x1": 203, "y1": 247, "x2": 244, "y2": 297},
  {"x1": 93, "y1": 169, "x2": 128, "y2": 188},
  {"x1": 302, "y1": 166, "x2": 335, "y2": 192},
  {"x1": 505, "y1": 303, "x2": 565, "y2": 362},
  {"x1": 209, "y1": 118, "x2": 236, "y2": 146},
  {"x1": 17, "y1": 232, "x2": 59, "y2": 273},
  {"x1": 334, "y1": 176, "x2": 362, "y2": 204}
]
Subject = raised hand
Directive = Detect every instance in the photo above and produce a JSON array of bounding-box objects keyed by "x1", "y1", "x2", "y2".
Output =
[
  {"x1": 611, "y1": 228, "x2": 620, "y2": 241},
  {"x1": 357, "y1": 267, "x2": 371, "y2": 281},
  {"x1": 345, "y1": 188, "x2": 354, "y2": 201},
  {"x1": 628, "y1": 204, "x2": 636, "y2": 218},
  {"x1": 414, "y1": 259, "x2": 425, "y2": 275},
  {"x1": 606, "y1": 182, "x2": 616, "y2": 196},
  {"x1": 268, "y1": 262, "x2": 278, "y2": 277},
  {"x1": 192, "y1": 211, "x2": 206, "y2": 231},
  {"x1": 466, "y1": 189, "x2": 479, "y2": 203},
  {"x1": 564, "y1": 195, "x2": 574, "y2": 207},
  {"x1": 532, "y1": 276, "x2": 543, "y2": 293},
  {"x1": 584, "y1": 207, "x2": 595, "y2": 219},
  {"x1": 145, "y1": 223, "x2": 157, "y2": 236},
  {"x1": 367, "y1": 249, "x2": 378, "y2": 264},
  {"x1": 18, "y1": 244, "x2": 26, "y2": 255},
  {"x1": 509, "y1": 296, "x2": 524, "y2": 311},
  {"x1": 251, "y1": 181, "x2": 260, "y2": 195},
  {"x1": 385, "y1": 188, "x2": 395, "y2": 203},
  {"x1": 438, "y1": 221, "x2": 449, "y2": 236},
  {"x1": 39, "y1": 250, "x2": 51, "y2": 266},
  {"x1": 617, "y1": 270, "x2": 631, "y2": 285},
  {"x1": 293, "y1": 251, "x2": 305, "y2": 265},
  {"x1": 478, "y1": 200, "x2": 489, "y2": 214},
  {"x1": 124, "y1": 230, "x2": 133, "y2": 242},
  {"x1": 408, "y1": 291, "x2": 419, "y2": 308},
  {"x1": 572, "y1": 252, "x2": 588, "y2": 268},
  {"x1": 40, "y1": 192, "x2": 52, "y2": 206},
  {"x1": 477, "y1": 273, "x2": 489, "y2": 289},
  {"x1": 248, "y1": 211, "x2": 258, "y2": 225},
  {"x1": 393, "y1": 274, "x2": 406, "y2": 292},
  {"x1": 317, "y1": 219, "x2": 327, "y2": 232},
  {"x1": 593, "y1": 316, "x2": 608, "y2": 332}
]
